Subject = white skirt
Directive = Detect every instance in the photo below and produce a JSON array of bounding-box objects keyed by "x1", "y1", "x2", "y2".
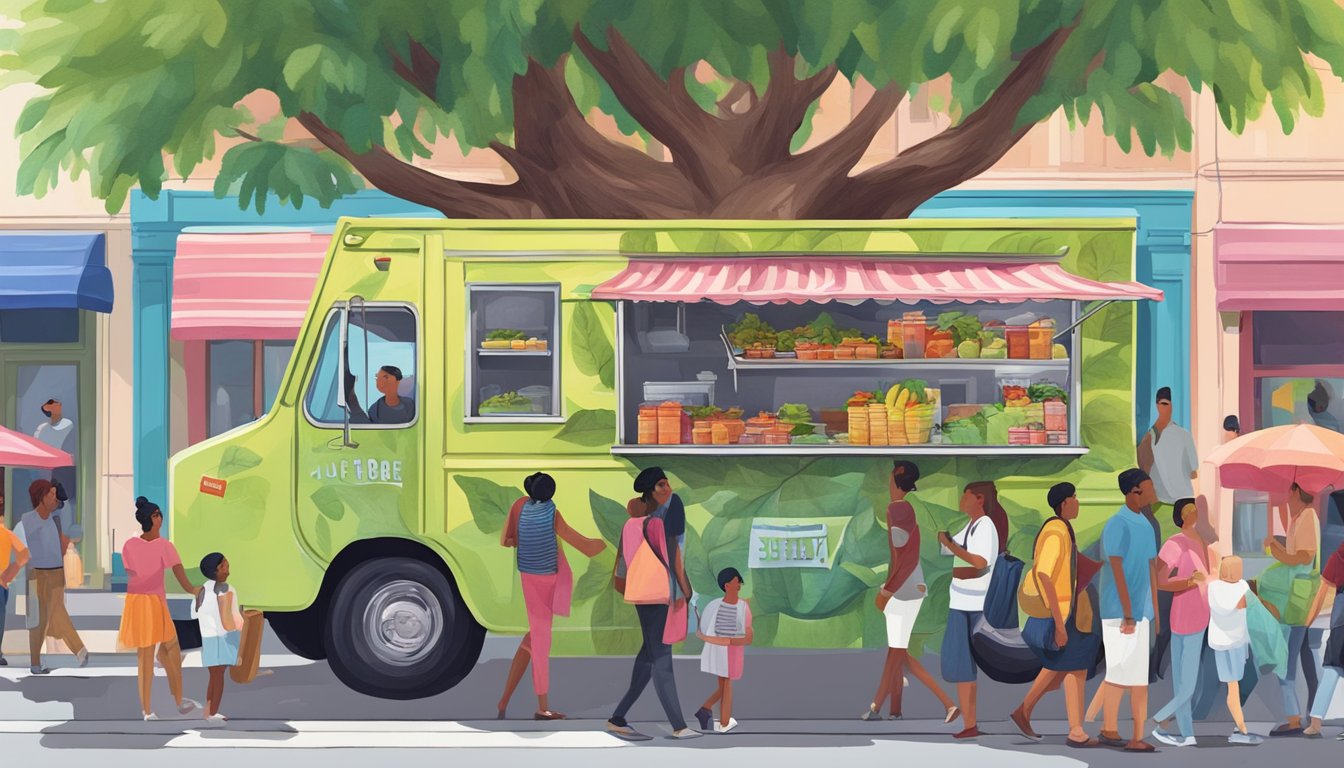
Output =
[
  {"x1": 884, "y1": 597, "x2": 924, "y2": 649},
  {"x1": 1102, "y1": 618, "x2": 1151, "y2": 687}
]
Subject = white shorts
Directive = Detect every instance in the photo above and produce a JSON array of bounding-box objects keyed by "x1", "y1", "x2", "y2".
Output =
[
  {"x1": 884, "y1": 597, "x2": 923, "y2": 649},
  {"x1": 1101, "y1": 618, "x2": 1151, "y2": 687}
]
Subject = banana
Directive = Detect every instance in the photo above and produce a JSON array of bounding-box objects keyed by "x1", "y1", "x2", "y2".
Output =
[
  {"x1": 893, "y1": 388, "x2": 910, "y2": 413},
  {"x1": 885, "y1": 386, "x2": 901, "y2": 410}
]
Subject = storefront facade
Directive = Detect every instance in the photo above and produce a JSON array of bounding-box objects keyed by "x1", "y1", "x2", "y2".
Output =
[
  {"x1": 129, "y1": 190, "x2": 433, "y2": 546},
  {"x1": 0, "y1": 230, "x2": 124, "y2": 588},
  {"x1": 1213, "y1": 223, "x2": 1344, "y2": 561}
]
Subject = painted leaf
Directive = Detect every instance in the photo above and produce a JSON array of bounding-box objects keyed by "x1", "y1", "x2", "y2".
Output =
[
  {"x1": 840, "y1": 562, "x2": 889, "y2": 588},
  {"x1": 589, "y1": 490, "x2": 628, "y2": 547},
  {"x1": 310, "y1": 485, "x2": 346, "y2": 521},
  {"x1": 570, "y1": 302, "x2": 615, "y2": 390},
  {"x1": 453, "y1": 475, "x2": 516, "y2": 535},
  {"x1": 591, "y1": 586, "x2": 640, "y2": 655},
  {"x1": 573, "y1": 549, "x2": 614, "y2": 603},
  {"x1": 217, "y1": 446, "x2": 262, "y2": 478},
  {"x1": 553, "y1": 409, "x2": 616, "y2": 447}
]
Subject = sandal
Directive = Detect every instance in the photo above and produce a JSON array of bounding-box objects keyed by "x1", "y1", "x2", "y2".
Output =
[
  {"x1": 1124, "y1": 741, "x2": 1156, "y2": 753},
  {"x1": 534, "y1": 710, "x2": 566, "y2": 721},
  {"x1": 1067, "y1": 737, "x2": 1101, "y2": 748},
  {"x1": 944, "y1": 706, "x2": 960, "y2": 724},
  {"x1": 1098, "y1": 731, "x2": 1127, "y2": 748},
  {"x1": 1010, "y1": 709, "x2": 1041, "y2": 741}
]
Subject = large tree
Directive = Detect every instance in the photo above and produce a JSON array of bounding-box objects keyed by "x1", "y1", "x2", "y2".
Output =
[{"x1": 4, "y1": 0, "x2": 1344, "y2": 219}]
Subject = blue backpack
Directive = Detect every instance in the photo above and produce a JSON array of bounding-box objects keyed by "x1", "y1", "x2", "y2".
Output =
[{"x1": 984, "y1": 550, "x2": 1024, "y2": 630}]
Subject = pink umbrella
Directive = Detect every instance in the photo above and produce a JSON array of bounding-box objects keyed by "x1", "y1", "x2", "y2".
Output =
[
  {"x1": 1204, "y1": 423, "x2": 1344, "y2": 496},
  {"x1": 0, "y1": 424, "x2": 72, "y2": 469}
]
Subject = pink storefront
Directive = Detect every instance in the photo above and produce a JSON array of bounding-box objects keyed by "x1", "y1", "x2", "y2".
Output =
[
  {"x1": 1214, "y1": 223, "x2": 1344, "y2": 559},
  {"x1": 170, "y1": 230, "x2": 329, "y2": 445}
]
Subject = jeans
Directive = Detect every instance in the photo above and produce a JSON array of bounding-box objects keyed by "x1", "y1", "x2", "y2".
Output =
[
  {"x1": 611, "y1": 603, "x2": 686, "y2": 731},
  {"x1": 1153, "y1": 631, "x2": 1204, "y2": 737},
  {"x1": 1281, "y1": 625, "x2": 1317, "y2": 718},
  {"x1": 1310, "y1": 666, "x2": 1342, "y2": 721},
  {"x1": 1192, "y1": 640, "x2": 1256, "y2": 719}
]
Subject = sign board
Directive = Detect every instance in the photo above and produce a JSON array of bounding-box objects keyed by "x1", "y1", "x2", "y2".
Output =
[{"x1": 749, "y1": 520, "x2": 838, "y2": 569}]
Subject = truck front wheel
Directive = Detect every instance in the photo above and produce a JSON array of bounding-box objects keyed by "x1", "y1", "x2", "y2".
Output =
[{"x1": 324, "y1": 557, "x2": 484, "y2": 699}]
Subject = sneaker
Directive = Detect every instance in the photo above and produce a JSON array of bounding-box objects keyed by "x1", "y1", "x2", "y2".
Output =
[
  {"x1": 887, "y1": 714, "x2": 903, "y2": 721},
  {"x1": 0, "y1": 655, "x2": 8, "y2": 666},
  {"x1": 29, "y1": 666, "x2": 50, "y2": 675},
  {"x1": 205, "y1": 713, "x2": 227, "y2": 724},
  {"x1": 76, "y1": 648, "x2": 89, "y2": 668},
  {"x1": 143, "y1": 713, "x2": 159, "y2": 722},
  {"x1": 695, "y1": 707, "x2": 712, "y2": 731},
  {"x1": 860, "y1": 705, "x2": 882, "y2": 722},
  {"x1": 177, "y1": 698, "x2": 200, "y2": 716},
  {"x1": 1229, "y1": 732, "x2": 1264, "y2": 746},
  {"x1": 1152, "y1": 728, "x2": 1195, "y2": 747},
  {"x1": 670, "y1": 728, "x2": 703, "y2": 740},
  {"x1": 714, "y1": 718, "x2": 739, "y2": 734},
  {"x1": 606, "y1": 720, "x2": 651, "y2": 742}
]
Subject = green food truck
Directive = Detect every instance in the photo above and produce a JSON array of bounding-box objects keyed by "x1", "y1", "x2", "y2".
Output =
[{"x1": 169, "y1": 218, "x2": 1161, "y2": 699}]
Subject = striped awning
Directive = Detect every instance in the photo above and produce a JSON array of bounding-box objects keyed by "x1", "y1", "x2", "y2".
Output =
[
  {"x1": 591, "y1": 257, "x2": 1163, "y2": 305},
  {"x1": 171, "y1": 231, "x2": 329, "y2": 340}
]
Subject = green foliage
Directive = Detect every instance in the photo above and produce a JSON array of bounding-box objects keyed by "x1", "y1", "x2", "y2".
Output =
[
  {"x1": 569, "y1": 302, "x2": 615, "y2": 390},
  {"x1": 552, "y1": 408, "x2": 616, "y2": 447},
  {"x1": 452, "y1": 474, "x2": 516, "y2": 534},
  {"x1": 5, "y1": 0, "x2": 1344, "y2": 212}
]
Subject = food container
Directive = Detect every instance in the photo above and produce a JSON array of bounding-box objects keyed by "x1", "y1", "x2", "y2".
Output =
[
  {"x1": 1043, "y1": 400, "x2": 1068, "y2": 433},
  {"x1": 978, "y1": 325, "x2": 1007, "y2": 358},
  {"x1": 511, "y1": 339, "x2": 527, "y2": 350},
  {"x1": 834, "y1": 345, "x2": 856, "y2": 360},
  {"x1": 796, "y1": 342, "x2": 819, "y2": 360},
  {"x1": 518, "y1": 385, "x2": 552, "y2": 414},
  {"x1": 856, "y1": 342, "x2": 879, "y2": 359},
  {"x1": 638, "y1": 406, "x2": 659, "y2": 445},
  {"x1": 681, "y1": 411, "x2": 693, "y2": 443},
  {"x1": 902, "y1": 313, "x2": 927, "y2": 358},
  {"x1": 887, "y1": 319, "x2": 903, "y2": 346},
  {"x1": 847, "y1": 406, "x2": 870, "y2": 445},
  {"x1": 886, "y1": 410, "x2": 908, "y2": 445},
  {"x1": 1008, "y1": 427, "x2": 1033, "y2": 445},
  {"x1": 1029, "y1": 319, "x2": 1055, "y2": 360},
  {"x1": 1046, "y1": 431, "x2": 1069, "y2": 445},
  {"x1": 925, "y1": 329, "x2": 955, "y2": 359},
  {"x1": 712, "y1": 422, "x2": 730, "y2": 445},
  {"x1": 1000, "y1": 377, "x2": 1031, "y2": 407},
  {"x1": 657, "y1": 402, "x2": 683, "y2": 445},
  {"x1": 867, "y1": 403, "x2": 889, "y2": 446},
  {"x1": 738, "y1": 432, "x2": 761, "y2": 445},
  {"x1": 881, "y1": 344, "x2": 901, "y2": 359},
  {"x1": 1006, "y1": 325, "x2": 1030, "y2": 360},
  {"x1": 904, "y1": 403, "x2": 935, "y2": 443},
  {"x1": 765, "y1": 432, "x2": 791, "y2": 445},
  {"x1": 820, "y1": 408, "x2": 849, "y2": 436},
  {"x1": 1029, "y1": 428, "x2": 1048, "y2": 445},
  {"x1": 722, "y1": 419, "x2": 746, "y2": 443},
  {"x1": 692, "y1": 422, "x2": 713, "y2": 445},
  {"x1": 643, "y1": 376, "x2": 716, "y2": 407}
]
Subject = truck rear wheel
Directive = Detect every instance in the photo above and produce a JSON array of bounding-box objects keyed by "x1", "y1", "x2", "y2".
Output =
[
  {"x1": 267, "y1": 609, "x2": 328, "y2": 660},
  {"x1": 324, "y1": 557, "x2": 484, "y2": 699}
]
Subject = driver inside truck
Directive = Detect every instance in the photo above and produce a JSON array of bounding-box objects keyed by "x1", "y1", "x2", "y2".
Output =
[{"x1": 342, "y1": 352, "x2": 415, "y2": 425}]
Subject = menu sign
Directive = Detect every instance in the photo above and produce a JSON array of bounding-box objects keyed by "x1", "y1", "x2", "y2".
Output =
[{"x1": 749, "y1": 521, "x2": 831, "y2": 569}]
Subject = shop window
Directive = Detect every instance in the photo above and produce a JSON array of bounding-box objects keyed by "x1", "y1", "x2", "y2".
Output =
[
  {"x1": 305, "y1": 305, "x2": 418, "y2": 427},
  {"x1": 0, "y1": 308, "x2": 80, "y2": 343},
  {"x1": 1254, "y1": 376, "x2": 1344, "y2": 433},
  {"x1": 1252, "y1": 312, "x2": 1344, "y2": 367},
  {"x1": 205, "y1": 340, "x2": 297, "y2": 438},
  {"x1": 467, "y1": 285, "x2": 560, "y2": 419}
]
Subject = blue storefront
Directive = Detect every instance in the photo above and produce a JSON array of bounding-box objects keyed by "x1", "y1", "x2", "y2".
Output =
[{"x1": 130, "y1": 188, "x2": 1192, "y2": 515}]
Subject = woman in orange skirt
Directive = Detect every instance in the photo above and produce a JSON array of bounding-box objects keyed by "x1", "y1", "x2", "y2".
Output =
[{"x1": 119, "y1": 497, "x2": 201, "y2": 720}]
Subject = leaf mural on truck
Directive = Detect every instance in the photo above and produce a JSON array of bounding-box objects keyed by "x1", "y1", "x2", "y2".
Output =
[
  {"x1": 453, "y1": 475, "x2": 516, "y2": 535},
  {"x1": 589, "y1": 490, "x2": 627, "y2": 547},
  {"x1": 570, "y1": 301, "x2": 615, "y2": 389},
  {"x1": 573, "y1": 549, "x2": 614, "y2": 604},
  {"x1": 217, "y1": 446, "x2": 262, "y2": 477},
  {"x1": 591, "y1": 585, "x2": 640, "y2": 655},
  {"x1": 553, "y1": 409, "x2": 616, "y2": 447}
]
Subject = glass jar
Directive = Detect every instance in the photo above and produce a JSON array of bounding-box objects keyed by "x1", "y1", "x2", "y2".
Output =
[
  {"x1": 1006, "y1": 325, "x2": 1030, "y2": 360},
  {"x1": 1029, "y1": 319, "x2": 1055, "y2": 360},
  {"x1": 902, "y1": 312, "x2": 926, "y2": 358}
]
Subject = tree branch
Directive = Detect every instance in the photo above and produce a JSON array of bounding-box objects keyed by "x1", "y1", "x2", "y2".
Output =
[
  {"x1": 295, "y1": 111, "x2": 539, "y2": 218},
  {"x1": 728, "y1": 48, "x2": 838, "y2": 172},
  {"x1": 386, "y1": 38, "x2": 440, "y2": 101},
  {"x1": 834, "y1": 24, "x2": 1078, "y2": 218}
]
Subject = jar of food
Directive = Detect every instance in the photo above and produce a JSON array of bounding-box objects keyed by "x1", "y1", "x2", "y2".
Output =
[
  {"x1": 638, "y1": 406, "x2": 659, "y2": 445},
  {"x1": 657, "y1": 402, "x2": 682, "y2": 445},
  {"x1": 692, "y1": 422, "x2": 713, "y2": 445},
  {"x1": 712, "y1": 422, "x2": 730, "y2": 445},
  {"x1": 1006, "y1": 325, "x2": 1030, "y2": 360},
  {"x1": 886, "y1": 319, "x2": 903, "y2": 346},
  {"x1": 902, "y1": 312, "x2": 926, "y2": 358},
  {"x1": 1029, "y1": 319, "x2": 1055, "y2": 360},
  {"x1": 979, "y1": 324, "x2": 1007, "y2": 358}
]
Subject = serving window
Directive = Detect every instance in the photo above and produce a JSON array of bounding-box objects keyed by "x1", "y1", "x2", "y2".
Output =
[{"x1": 466, "y1": 284, "x2": 561, "y2": 421}]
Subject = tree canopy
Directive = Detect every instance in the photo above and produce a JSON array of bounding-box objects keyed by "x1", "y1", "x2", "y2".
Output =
[{"x1": 4, "y1": 0, "x2": 1344, "y2": 219}]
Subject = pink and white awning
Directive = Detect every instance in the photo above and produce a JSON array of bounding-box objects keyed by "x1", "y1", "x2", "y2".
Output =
[
  {"x1": 591, "y1": 258, "x2": 1163, "y2": 305},
  {"x1": 171, "y1": 231, "x2": 330, "y2": 340}
]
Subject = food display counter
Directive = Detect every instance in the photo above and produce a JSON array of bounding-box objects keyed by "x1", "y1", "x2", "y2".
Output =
[{"x1": 592, "y1": 250, "x2": 1161, "y2": 456}]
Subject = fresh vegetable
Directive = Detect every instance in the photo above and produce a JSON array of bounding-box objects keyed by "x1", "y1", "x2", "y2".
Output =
[
  {"x1": 957, "y1": 340, "x2": 981, "y2": 359},
  {"x1": 937, "y1": 311, "x2": 984, "y2": 346},
  {"x1": 485, "y1": 329, "x2": 527, "y2": 341},
  {"x1": 802, "y1": 312, "x2": 863, "y2": 347},
  {"x1": 791, "y1": 422, "x2": 817, "y2": 436},
  {"x1": 897, "y1": 378, "x2": 927, "y2": 405},
  {"x1": 727, "y1": 313, "x2": 777, "y2": 348},
  {"x1": 1052, "y1": 343, "x2": 1069, "y2": 359},
  {"x1": 685, "y1": 405, "x2": 724, "y2": 420},
  {"x1": 777, "y1": 403, "x2": 812, "y2": 423},
  {"x1": 846, "y1": 390, "x2": 875, "y2": 407},
  {"x1": 480, "y1": 391, "x2": 532, "y2": 410},
  {"x1": 791, "y1": 434, "x2": 830, "y2": 445},
  {"x1": 776, "y1": 330, "x2": 798, "y2": 352},
  {"x1": 1028, "y1": 383, "x2": 1069, "y2": 404}
]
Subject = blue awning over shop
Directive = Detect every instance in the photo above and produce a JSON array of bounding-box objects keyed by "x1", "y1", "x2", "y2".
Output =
[{"x1": 0, "y1": 232, "x2": 114, "y2": 312}]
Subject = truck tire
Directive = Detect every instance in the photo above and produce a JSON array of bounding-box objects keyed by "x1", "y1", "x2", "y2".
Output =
[
  {"x1": 324, "y1": 556, "x2": 484, "y2": 699},
  {"x1": 267, "y1": 609, "x2": 328, "y2": 660}
]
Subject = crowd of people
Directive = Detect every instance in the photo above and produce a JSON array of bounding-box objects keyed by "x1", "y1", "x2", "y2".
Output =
[{"x1": 492, "y1": 448, "x2": 1342, "y2": 747}]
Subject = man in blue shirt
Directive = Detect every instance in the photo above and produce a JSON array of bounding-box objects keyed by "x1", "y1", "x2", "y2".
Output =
[{"x1": 1096, "y1": 468, "x2": 1160, "y2": 753}]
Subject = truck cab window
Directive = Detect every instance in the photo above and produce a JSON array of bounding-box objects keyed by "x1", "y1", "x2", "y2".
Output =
[{"x1": 305, "y1": 305, "x2": 419, "y2": 427}]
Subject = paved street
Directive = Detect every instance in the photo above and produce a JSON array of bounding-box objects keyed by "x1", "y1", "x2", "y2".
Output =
[{"x1": 0, "y1": 631, "x2": 1340, "y2": 765}]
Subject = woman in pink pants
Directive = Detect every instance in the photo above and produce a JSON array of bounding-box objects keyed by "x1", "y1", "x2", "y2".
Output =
[{"x1": 497, "y1": 472, "x2": 605, "y2": 720}]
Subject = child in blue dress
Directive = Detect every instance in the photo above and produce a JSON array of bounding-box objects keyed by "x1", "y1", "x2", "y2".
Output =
[{"x1": 192, "y1": 552, "x2": 243, "y2": 724}]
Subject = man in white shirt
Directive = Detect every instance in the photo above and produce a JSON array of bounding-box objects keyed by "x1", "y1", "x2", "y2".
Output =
[
  {"x1": 32, "y1": 399, "x2": 74, "y2": 453},
  {"x1": 1139, "y1": 387, "x2": 1198, "y2": 510}
]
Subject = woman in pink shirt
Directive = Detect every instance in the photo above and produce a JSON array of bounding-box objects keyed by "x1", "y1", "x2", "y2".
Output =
[
  {"x1": 118, "y1": 497, "x2": 201, "y2": 720},
  {"x1": 1150, "y1": 498, "x2": 1215, "y2": 747}
]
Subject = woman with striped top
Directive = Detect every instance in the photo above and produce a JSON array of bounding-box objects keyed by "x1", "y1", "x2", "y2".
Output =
[{"x1": 498, "y1": 472, "x2": 606, "y2": 720}]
